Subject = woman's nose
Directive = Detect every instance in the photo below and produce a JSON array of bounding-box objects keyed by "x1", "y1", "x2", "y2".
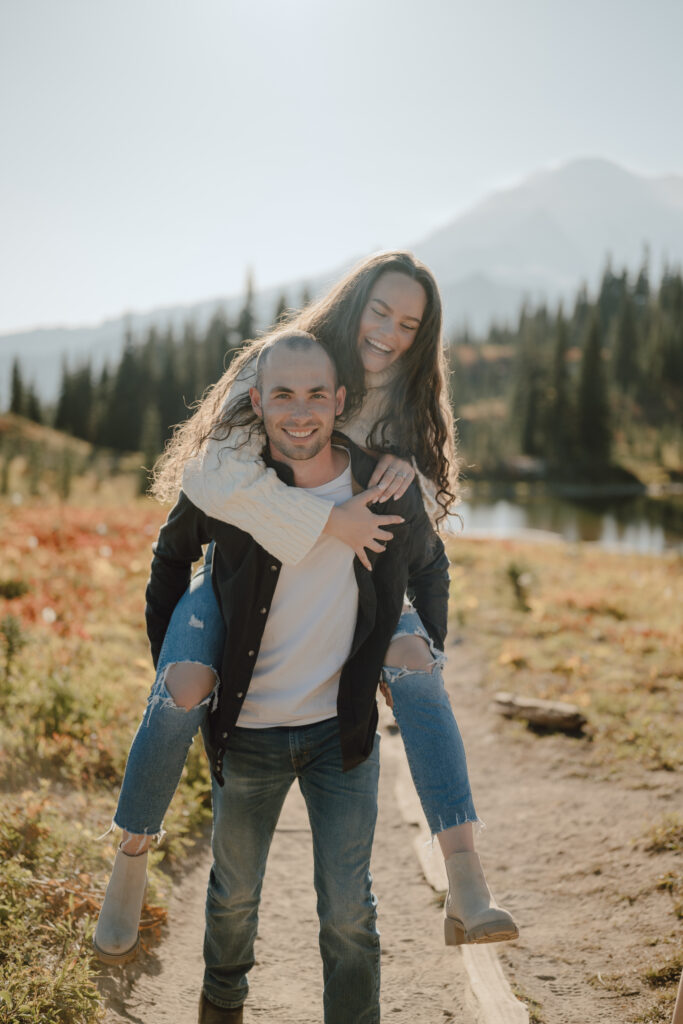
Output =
[{"x1": 377, "y1": 319, "x2": 397, "y2": 342}]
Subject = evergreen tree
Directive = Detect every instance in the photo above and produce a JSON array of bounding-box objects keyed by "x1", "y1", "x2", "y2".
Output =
[
  {"x1": 597, "y1": 261, "x2": 627, "y2": 333},
  {"x1": 138, "y1": 406, "x2": 162, "y2": 494},
  {"x1": 68, "y1": 363, "x2": 94, "y2": 440},
  {"x1": 24, "y1": 384, "x2": 43, "y2": 424},
  {"x1": 101, "y1": 330, "x2": 145, "y2": 450},
  {"x1": 612, "y1": 294, "x2": 639, "y2": 392},
  {"x1": 205, "y1": 310, "x2": 231, "y2": 384},
  {"x1": 92, "y1": 366, "x2": 112, "y2": 447},
  {"x1": 54, "y1": 358, "x2": 71, "y2": 432},
  {"x1": 180, "y1": 323, "x2": 202, "y2": 408},
  {"x1": 510, "y1": 318, "x2": 542, "y2": 457},
  {"x1": 272, "y1": 292, "x2": 289, "y2": 325},
  {"x1": 577, "y1": 312, "x2": 610, "y2": 468},
  {"x1": 655, "y1": 269, "x2": 683, "y2": 386},
  {"x1": 548, "y1": 308, "x2": 572, "y2": 463},
  {"x1": 520, "y1": 370, "x2": 542, "y2": 457},
  {"x1": 571, "y1": 284, "x2": 591, "y2": 343},
  {"x1": 236, "y1": 270, "x2": 255, "y2": 342},
  {"x1": 139, "y1": 326, "x2": 160, "y2": 408},
  {"x1": 9, "y1": 359, "x2": 24, "y2": 415},
  {"x1": 634, "y1": 255, "x2": 650, "y2": 310},
  {"x1": 158, "y1": 333, "x2": 185, "y2": 442}
]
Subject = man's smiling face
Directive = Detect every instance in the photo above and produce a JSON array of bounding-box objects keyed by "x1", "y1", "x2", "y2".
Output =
[{"x1": 250, "y1": 342, "x2": 345, "y2": 463}]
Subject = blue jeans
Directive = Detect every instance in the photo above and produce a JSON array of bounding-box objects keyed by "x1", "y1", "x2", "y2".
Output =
[
  {"x1": 114, "y1": 558, "x2": 224, "y2": 838},
  {"x1": 381, "y1": 609, "x2": 477, "y2": 833},
  {"x1": 202, "y1": 718, "x2": 380, "y2": 1022},
  {"x1": 114, "y1": 555, "x2": 477, "y2": 837}
]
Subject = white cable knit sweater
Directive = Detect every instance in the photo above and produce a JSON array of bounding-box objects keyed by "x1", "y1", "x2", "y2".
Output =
[{"x1": 181, "y1": 360, "x2": 439, "y2": 565}]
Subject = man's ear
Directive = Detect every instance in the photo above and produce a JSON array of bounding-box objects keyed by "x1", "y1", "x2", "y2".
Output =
[
  {"x1": 249, "y1": 386, "x2": 263, "y2": 419},
  {"x1": 335, "y1": 385, "x2": 346, "y2": 417}
]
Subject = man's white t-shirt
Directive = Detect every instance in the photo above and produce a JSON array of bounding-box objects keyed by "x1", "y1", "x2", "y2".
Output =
[{"x1": 237, "y1": 451, "x2": 358, "y2": 728}]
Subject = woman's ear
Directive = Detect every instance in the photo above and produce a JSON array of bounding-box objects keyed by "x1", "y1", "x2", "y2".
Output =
[{"x1": 249, "y1": 386, "x2": 263, "y2": 419}]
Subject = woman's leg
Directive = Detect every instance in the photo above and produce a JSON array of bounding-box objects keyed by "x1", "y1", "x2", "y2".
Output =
[
  {"x1": 381, "y1": 606, "x2": 518, "y2": 946},
  {"x1": 94, "y1": 555, "x2": 226, "y2": 964},
  {"x1": 114, "y1": 557, "x2": 225, "y2": 842},
  {"x1": 380, "y1": 607, "x2": 478, "y2": 839}
]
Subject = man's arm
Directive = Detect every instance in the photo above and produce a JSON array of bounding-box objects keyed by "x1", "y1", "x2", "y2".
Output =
[
  {"x1": 145, "y1": 491, "x2": 211, "y2": 666},
  {"x1": 403, "y1": 496, "x2": 450, "y2": 651}
]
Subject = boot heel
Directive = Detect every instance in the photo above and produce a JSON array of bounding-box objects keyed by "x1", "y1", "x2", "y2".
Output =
[{"x1": 444, "y1": 916, "x2": 466, "y2": 946}]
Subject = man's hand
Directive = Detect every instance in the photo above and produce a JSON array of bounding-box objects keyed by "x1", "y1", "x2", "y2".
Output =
[
  {"x1": 367, "y1": 454, "x2": 415, "y2": 501},
  {"x1": 323, "y1": 486, "x2": 404, "y2": 570}
]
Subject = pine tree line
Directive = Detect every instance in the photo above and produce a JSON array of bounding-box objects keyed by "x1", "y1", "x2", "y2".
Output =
[
  {"x1": 7, "y1": 283, "x2": 299, "y2": 461},
  {"x1": 450, "y1": 260, "x2": 683, "y2": 477},
  {"x1": 8, "y1": 360, "x2": 43, "y2": 424},
  {"x1": 5, "y1": 262, "x2": 682, "y2": 479}
]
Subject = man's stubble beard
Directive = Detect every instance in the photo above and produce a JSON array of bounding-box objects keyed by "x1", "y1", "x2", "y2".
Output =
[{"x1": 263, "y1": 418, "x2": 333, "y2": 464}]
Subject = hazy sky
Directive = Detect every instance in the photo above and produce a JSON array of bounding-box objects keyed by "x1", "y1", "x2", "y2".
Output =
[{"x1": 1, "y1": 0, "x2": 682, "y2": 334}]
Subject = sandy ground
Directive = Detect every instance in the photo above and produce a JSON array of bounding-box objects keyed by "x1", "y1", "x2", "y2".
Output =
[
  {"x1": 98, "y1": 634, "x2": 682, "y2": 1024},
  {"x1": 447, "y1": 638, "x2": 682, "y2": 1024}
]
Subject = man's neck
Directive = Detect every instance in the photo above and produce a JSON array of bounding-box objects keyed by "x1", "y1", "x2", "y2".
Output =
[{"x1": 268, "y1": 440, "x2": 348, "y2": 488}]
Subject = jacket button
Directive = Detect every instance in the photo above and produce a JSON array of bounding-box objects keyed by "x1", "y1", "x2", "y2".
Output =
[
  {"x1": 248, "y1": 650, "x2": 255, "y2": 656},
  {"x1": 236, "y1": 692, "x2": 244, "y2": 699},
  {"x1": 260, "y1": 607, "x2": 267, "y2": 614},
  {"x1": 270, "y1": 565, "x2": 277, "y2": 571},
  {"x1": 222, "y1": 732, "x2": 228, "y2": 739}
]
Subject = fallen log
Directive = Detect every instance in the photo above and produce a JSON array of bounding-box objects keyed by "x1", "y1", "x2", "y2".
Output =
[{"x1": 493, "y1": 691, "x2": 587, "y2": 733}]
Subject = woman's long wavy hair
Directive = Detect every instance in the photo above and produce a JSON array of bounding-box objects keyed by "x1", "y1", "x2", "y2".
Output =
[{"x1": 152, "y1": 250, "x2": 459, "y2": 522}]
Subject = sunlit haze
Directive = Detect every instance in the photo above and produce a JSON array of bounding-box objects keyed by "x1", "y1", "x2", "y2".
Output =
[{"x1": 1, "y1": 0, "x2": 682, "y2": 333}]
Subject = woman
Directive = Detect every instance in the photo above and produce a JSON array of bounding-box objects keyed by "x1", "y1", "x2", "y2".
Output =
[{"x1": 94, "y1": 251, "x2": 518, "y2": 964}]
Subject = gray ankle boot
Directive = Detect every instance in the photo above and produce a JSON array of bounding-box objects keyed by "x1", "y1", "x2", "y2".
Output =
[
  {"x1": 93, "y1": 847, "x2": 148, "y2": 965},
  {"x1": 444, "y1": 851, "x2": 519, "y2": 945}
]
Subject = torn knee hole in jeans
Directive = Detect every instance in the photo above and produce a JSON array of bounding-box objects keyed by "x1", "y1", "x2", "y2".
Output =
[
  {"x1": 145, "y1": 660, "x2": 219, "y2": 719},
  {"x1": 383, "y1": 659, "x2": 439, "y2": 681},
  {"x1": 383, "y1": 631, "x2": 446, "y2": 681}
]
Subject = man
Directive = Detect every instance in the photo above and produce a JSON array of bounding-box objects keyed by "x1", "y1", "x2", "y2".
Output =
[{"x1": 145, "y1": 331, "x2": 450, "y2": 1023}]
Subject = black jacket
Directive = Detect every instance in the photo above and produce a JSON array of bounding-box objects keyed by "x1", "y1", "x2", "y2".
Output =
[{"x1": 145, "y1": 433, "x2": 450, "y2": 782}]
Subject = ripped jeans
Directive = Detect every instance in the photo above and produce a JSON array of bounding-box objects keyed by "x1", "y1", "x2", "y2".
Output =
[
  {"x1": 114, "y1": 558, "x2": 477, "y2": 839},
  {"x1": 114, "y1": 558, "x2": 223, "y2": 838}
]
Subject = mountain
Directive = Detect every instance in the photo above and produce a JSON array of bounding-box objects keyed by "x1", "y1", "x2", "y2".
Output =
[
  {"x1": 2, "y1": 158, "x2": 682, "y2": 404},
  {"x1": 412, "y1": 157, "x2": 683, "y2": 330}
]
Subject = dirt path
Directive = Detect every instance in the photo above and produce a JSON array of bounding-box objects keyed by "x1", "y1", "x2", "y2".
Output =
[
  {"x1": 99, "y1": 725, "x2": 472, "y2": 1024},
  {"x1": 444, "y1": 637, "x2": 682, "y2": 1024},
  {"x1": 99, "y1": 633, "x2": 681, "y2": 1024}
]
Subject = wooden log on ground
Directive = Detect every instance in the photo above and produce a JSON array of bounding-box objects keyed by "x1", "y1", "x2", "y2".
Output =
[{"x1": 493, "y1": 691, "x2": 587, "y2": 733}]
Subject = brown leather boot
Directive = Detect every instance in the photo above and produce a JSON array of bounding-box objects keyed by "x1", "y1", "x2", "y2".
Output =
[{"x1": 198, "y1": 991, "x2": 244, "y2": 1023}]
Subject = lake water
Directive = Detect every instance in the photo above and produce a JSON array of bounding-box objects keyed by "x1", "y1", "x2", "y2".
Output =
[{"x1": 451, "y1": 485, "x2": 682, "y2": 555}]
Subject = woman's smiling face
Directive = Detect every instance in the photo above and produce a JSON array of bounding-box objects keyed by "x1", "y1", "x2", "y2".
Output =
[{"x1": 357, "y1": 271, "x2": 427, "y2": 373}]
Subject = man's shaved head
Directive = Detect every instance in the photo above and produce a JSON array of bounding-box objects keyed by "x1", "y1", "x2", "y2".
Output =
[{"x1": 255, "y1": 331, "x2": 338, "y2": 392}]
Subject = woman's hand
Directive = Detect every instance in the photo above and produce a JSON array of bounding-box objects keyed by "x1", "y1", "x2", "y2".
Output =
[
  {"x1": 367, "y1": 454, "x2": 415, "y2": 501},
  {"x1": 379, "y1": 679, "x2": 393, "y2": 709},
  {"x1": 323, "y1": 487, "x2": 404, "y2": 570}
]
